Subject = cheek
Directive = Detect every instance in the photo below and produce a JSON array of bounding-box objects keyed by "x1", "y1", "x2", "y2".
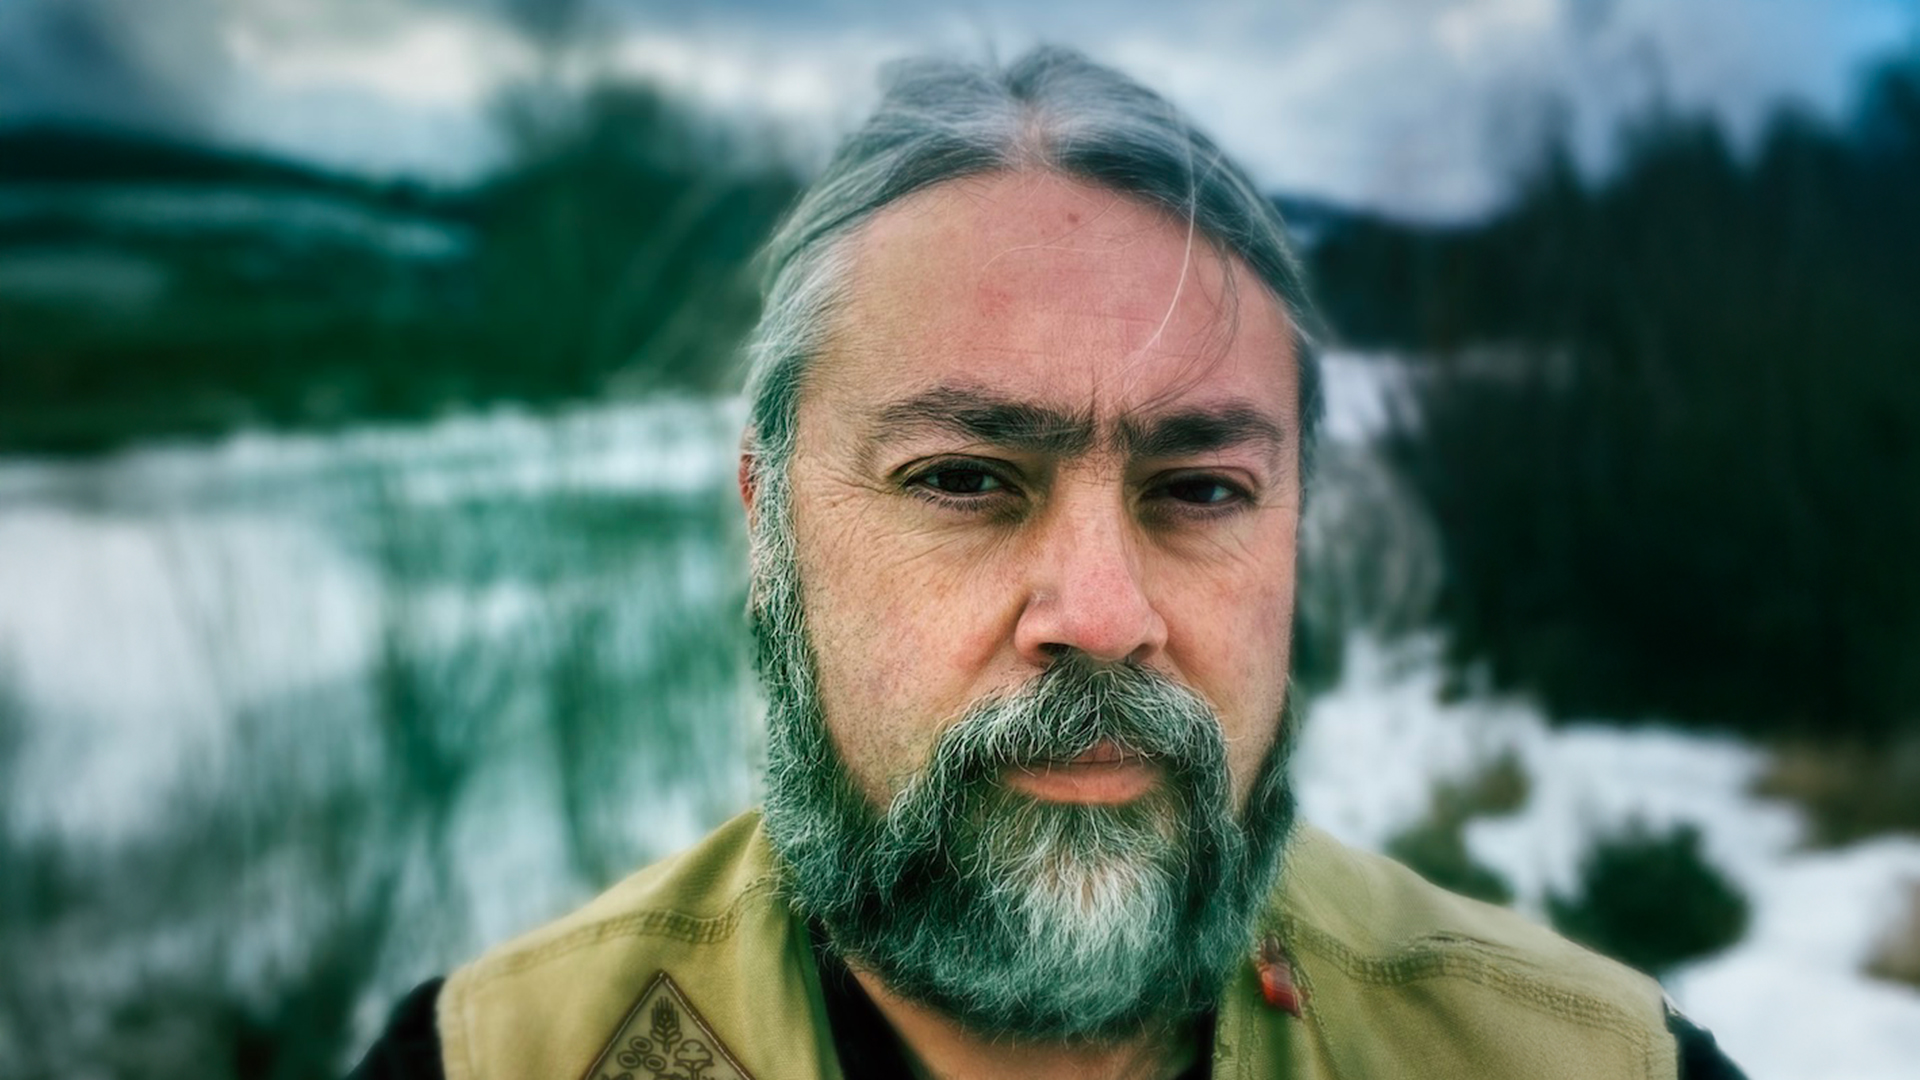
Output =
[
  {"x1": 1180, "y1": 577, "x2": 1291, "y2": 706},
  {"x1": 793, "y1": 504, "x2": 1013, "y2": 792},
  {"x1": 1176, "y1": 524, "x2": 1293, "y2": 655},
  {"x1": 1166, "y1": 540, "x2": 1297, "y2": 791}
]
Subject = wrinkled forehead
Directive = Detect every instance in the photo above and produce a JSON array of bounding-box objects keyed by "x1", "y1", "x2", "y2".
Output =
[{"x1": 813, "y1": 171, "x2": 1298, "y2": 426}]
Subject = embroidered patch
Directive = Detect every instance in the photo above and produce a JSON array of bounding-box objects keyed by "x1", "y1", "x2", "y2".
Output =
[{"x1": 582, "y1": 970, "x2": 755, "y2": 1080}]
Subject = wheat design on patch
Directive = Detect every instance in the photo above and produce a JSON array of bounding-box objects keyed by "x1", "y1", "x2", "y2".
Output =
[{"x1": 584, "y1": 970, "x2": 755, "y2": 1080}]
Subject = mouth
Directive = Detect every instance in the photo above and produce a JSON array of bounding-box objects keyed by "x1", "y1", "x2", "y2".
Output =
[{"x1": 1001, "y1": 739, "x2": 1164, "y2": 805}]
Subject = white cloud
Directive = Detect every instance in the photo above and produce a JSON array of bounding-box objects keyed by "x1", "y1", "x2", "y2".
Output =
[
  {"x1": 144, "y1": 0, "x2": 1920, "y2": 213},
  {"x1": 1088, "y1": 0, "x2": 1919, "y2": 217},
  {"x1": 221, "y1": 9, "x2": 531, "y2": 108},
  {"x1": 607, "y1": 30, "x2": 888, "y2": 130}
]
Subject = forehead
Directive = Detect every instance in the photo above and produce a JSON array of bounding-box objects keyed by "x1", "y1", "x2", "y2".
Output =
[{"x1": 812, "y1": 171, "x2": 1297, "y2": 429}]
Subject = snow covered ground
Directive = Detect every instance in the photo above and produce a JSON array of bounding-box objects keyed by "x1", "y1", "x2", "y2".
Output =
[
  {"x1": 0, "y1": 396, "x2": 746, "y2": 839},
  {"x1": 1298, "y1": 634, "x2": 1920, "y2": 1080}
]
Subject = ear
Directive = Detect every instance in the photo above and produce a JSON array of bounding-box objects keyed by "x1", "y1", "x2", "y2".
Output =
[{"x1": 738, "y1": 449, "x2": 759, "y2": 530}]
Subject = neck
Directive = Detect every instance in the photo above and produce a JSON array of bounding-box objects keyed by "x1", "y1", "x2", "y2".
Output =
[{"x1": 850, "y1": 968, "x2": 1202, "y2": 1080}]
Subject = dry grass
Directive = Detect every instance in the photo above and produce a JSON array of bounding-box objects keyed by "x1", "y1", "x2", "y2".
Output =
[
  {"x1": 1383, "y1": 749, "x2": 1531, "y2": 907},
  {"x1": 1866, "y1": 879, "x2": 1920, "y2": 990},
  {"x1": 1752, "y1": 738, "x2": 1920, "y2": 848},
  {"x1": 1445, "y1": 748, "x2": 1531, "y2": 819}
]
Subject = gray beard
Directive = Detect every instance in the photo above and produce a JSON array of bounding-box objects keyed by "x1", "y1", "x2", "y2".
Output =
[{"x1": 748, "y1": 474, "x2": 1297, "y2": 1043}]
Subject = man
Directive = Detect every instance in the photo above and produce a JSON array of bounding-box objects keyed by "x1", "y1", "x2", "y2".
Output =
[{"x1": 353, "y1": 48, "x2": 1744, "y2": 1079}]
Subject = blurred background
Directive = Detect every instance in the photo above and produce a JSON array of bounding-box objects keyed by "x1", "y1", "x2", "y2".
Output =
[{"x1": 2, "y1": 1, "x2": 1918, "y2": 1076}]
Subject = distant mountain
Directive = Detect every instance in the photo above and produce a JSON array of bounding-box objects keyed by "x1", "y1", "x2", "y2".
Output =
[
  {"x1": 0, "y1": 123, "x2": 454, "y2": 215},
  {"x1": 0, "y1": 127, "x2": 485, "y2": 285},
  {"x1": 0, "y1": 104, "x2": 796, "y2": 454}
]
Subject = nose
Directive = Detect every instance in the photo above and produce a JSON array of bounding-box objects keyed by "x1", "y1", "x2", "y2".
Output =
[{"x1": 1013, "y1": 488, "x2": 1169, "y2": 667}]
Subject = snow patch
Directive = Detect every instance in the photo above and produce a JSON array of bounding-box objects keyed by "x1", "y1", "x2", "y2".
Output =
[{"x1": 1296, "y1": 633, "x2": 1920, "y2": 1079}]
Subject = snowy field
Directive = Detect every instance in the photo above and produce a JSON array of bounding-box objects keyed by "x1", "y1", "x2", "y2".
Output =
[
  {"x1": 0, "y1": 396, "x2": 747, "y2": 839},
  {"x1": 1297, "y1": 635, "x2": 1920, "y2": 1080},
  {"x1": 1, "y1": 358, "x2": 1917, "y2": 1076}
]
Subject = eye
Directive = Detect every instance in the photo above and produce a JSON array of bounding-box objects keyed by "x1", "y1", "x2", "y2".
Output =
[
  {"x1": 1161, "y1": 476, "x2": 1240, "y2": 505},
  {"x1": 915, "y1": 464, "x2": 1006, "y2": 496},
  {"x1": 1141, "y1": 471, "x2": 1255, "y2": 522},
  {"x1": 901, "y1": 460, "x2": 1022, "y2": 510}
]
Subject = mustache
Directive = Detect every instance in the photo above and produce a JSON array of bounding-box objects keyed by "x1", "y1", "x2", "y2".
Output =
[{"x1": 906, "y1": 656, "x2": 1230, "y2": 798}]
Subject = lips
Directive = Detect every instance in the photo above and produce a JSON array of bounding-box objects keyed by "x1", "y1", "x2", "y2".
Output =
[{"x1": 1003, "y1": 739, "x2": 1163, "y2": 804}]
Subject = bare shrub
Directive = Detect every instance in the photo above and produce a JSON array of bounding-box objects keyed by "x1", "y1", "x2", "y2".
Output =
[
  {"x1": 1383, "y1": 749, "x2": 1531, "y2": 906},
  {"x1": 1548, "y1": 820, "x2": 1750, "y2": 979},
  {"x1": 1754, "y1": 739, "x2": 1920, "y2": 847}
]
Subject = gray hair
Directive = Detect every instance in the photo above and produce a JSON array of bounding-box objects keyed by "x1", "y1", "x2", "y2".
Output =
[{"x1": 740, "y1": 45, "x2": 1324, "y2": 488}]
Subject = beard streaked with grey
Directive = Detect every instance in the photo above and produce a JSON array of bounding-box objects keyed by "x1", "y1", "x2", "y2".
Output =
[{"x1": 748, "y1": 468, "x2": 1298, "y2": 1043}]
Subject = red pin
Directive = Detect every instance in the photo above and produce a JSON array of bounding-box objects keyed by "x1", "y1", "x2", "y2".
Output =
[{"x1": 1257, "y1": 935, "x2": 1305, "y2": 1017}]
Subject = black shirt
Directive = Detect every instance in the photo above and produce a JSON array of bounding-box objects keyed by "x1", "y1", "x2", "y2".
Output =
[{"x1": 806, "y1": 926, "x2": 1216, "y2": 1080}]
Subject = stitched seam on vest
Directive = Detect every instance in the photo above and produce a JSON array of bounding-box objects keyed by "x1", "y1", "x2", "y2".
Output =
[
  {"x1": 438, "y1": 970, "x2": 479, "y2": 1080},
  {"x1": 1284, "y1": 916, "x2": 1658, "y2": 1064},
  {"x1": 474, "y1": 876, "x2": 780, "y2": 979}
]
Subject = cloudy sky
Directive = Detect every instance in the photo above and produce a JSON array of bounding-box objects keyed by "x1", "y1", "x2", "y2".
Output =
[{"x1": 2, "y1": 0, "x2": 1915, "y2": 219}]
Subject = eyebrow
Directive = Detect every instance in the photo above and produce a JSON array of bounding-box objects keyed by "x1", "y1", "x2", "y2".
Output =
[
  {"x1": 868, "y1": 385, "x2": 1287, "y2": 462},
  {"x1": 871, "y1": 386, "x2": 1096, "y2": 456},
  {"x1": 1113, "y1": 405, "x2": 1288, "y2": 461}
]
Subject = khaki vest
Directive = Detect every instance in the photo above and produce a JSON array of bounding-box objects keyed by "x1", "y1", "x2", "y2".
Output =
[{"x1": 438, "y1": 812, "x2": 1677, "y2": 1080}]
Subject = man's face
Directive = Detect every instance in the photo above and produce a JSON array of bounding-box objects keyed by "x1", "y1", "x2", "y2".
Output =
[
  {"x1": 750, "y1": 170, "x2": 1304, "y2": 1040},
  {"x1": 786, "y1": 170, "x2": 1301, "y2": 815}
]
